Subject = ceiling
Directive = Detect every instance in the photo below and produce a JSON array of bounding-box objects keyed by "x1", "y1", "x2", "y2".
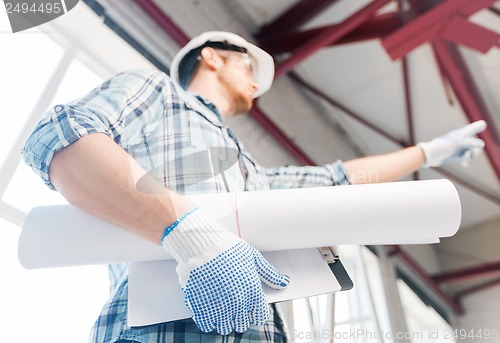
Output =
[{"x1": 78, "y1": 0, "x2": 500, "y2": 310}]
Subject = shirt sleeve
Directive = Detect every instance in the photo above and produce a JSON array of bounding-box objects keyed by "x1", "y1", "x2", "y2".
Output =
[
  {"x1": 21, "y1": 69, "x2": 172, "y2": 190},
  {"x1": 254, "y1": 160, "x2": 352, "y2": 189}
]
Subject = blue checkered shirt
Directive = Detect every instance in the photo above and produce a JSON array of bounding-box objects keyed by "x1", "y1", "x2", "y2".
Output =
[{"x1": 21, "y1": 70, "x2": 351, "y2": 343}]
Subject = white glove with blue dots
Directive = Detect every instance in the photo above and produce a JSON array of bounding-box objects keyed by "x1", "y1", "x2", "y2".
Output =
[
  {"x1": 161, "y1": 207, "x2": 290, "y2": 335},
  {"x1": 417, "y1": 120, "x2": 487, "y2": 168}
]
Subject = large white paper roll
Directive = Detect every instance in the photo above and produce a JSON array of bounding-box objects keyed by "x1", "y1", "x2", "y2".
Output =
[{"x1": 18, "y1": 179, "x2": 461, "y2": 269}]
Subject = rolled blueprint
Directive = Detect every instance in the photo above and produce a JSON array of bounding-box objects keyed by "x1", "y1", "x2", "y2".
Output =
[{"x1": 19, "y1": 179, "x2": 461, "y2": 269}]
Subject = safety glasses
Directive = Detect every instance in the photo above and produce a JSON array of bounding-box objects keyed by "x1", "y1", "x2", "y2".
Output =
[{"x1": 215, "y1": 50, "x2": 255, "y2": 76}]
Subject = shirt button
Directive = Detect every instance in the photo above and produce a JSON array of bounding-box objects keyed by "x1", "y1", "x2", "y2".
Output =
[{"x1": 55, "y1": 105, "x2": 63, "y2": 112}]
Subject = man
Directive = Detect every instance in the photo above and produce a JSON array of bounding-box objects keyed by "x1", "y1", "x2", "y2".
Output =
[{"x1": 22, "y1": 31, "x2": 486, "y2": 342}]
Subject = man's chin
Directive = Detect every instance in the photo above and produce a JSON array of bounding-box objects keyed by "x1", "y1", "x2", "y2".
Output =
[{"x1": 233, "y1": 100, "x2": 253, "y2": 115}]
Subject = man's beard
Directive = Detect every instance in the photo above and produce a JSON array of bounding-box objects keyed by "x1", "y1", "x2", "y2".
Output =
[
  {"x1": 219, "y1": 72, "x2": 253, "y2": 115},
  {"x1": 232, "y1": 92, "x2": 253, "y2": 115}
]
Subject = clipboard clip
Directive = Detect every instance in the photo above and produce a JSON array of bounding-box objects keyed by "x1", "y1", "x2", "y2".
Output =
[
  {"x1": 318, "y1": 246, "x2": 339, "y2": 264},
  {"x1": 318, "y1": 246, "x2": 354, "y2": 291}
]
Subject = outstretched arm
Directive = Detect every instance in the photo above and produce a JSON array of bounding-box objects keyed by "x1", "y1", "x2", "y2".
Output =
[
  {"x1": 344, "y1": 120, "x2": 487, "y2": 184},
  {"x1": 256, "y1": 121, "x2": 486, "y2": 187},
  {"x1": 344, "y1": 146, "x2": 425, "y2": 184}
]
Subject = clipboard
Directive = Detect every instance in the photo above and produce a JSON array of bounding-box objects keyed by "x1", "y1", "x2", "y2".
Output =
[{"x1": 127, "y1": 247, "x2": 353, "y2": 327}]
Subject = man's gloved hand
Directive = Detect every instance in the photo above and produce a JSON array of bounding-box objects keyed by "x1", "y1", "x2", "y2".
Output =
[
  {"x1": 161, "y1": 207, "x2": 290, "y2": 335},
  {"x1": 417, "y1": 120, "x2": 487, "y2": 168}
]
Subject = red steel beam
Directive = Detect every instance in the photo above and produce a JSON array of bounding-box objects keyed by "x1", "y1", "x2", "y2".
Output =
[
  {"x1": 275, "y1": 0, "x2": 392, "y2": 78},
  {"x1": 289, "y1": 72, "x2": 500, "y2": 207},
  {"x1": 391, "y1": 246, "x2": 464, "y2": 314},
  {"x1": 459, "y1": 0, "x2": 500, "y2": 16},
  {"x1": 382, "y1": 0, "x2": 496, "y2": 60},
  {"x1": 432, "y1": 260, "x2": 500, "y2": 284},
  {"x1": 439, "y1": 15, "x2": 500, "y2": 53},
  {"x1": 455, "y1": 276, "x2": 500, "y2": 300},
  {"x1": 260, "y1": 13, "x2": 403, "y2": 54},
  {"x1": 256, "y1": 0, "x2": 340, "y2": 39},
  {"x1": 432, "y1": 40, "x2": 500, "y2": 182}
]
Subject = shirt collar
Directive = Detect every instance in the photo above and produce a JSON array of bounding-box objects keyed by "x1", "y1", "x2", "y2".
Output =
[
  {"x1": 193, "y1": 95, "x2": 223, "y2": 122},
  {"x1": 177, "y1": 88, "x2": 224, "y2": 128}
]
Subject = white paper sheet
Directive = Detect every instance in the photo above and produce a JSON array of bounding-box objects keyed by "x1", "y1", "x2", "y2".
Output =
[
  {"x1": 128, "y1": 248, "x2": 340, "y2": 326},
  {"x1": 19, "y1": 179, "x2": 461, "y2": 269}
]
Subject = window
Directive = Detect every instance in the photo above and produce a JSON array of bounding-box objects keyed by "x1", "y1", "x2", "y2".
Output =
[{"x1": 0, "y1": 4, "x2": 153, "y2": 341}]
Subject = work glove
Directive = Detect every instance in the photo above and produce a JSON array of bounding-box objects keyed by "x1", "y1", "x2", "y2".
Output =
[
  {"x1": 417, "y1": 120, "x2": 487, "y2": 168},
  {"x1": 161, "y1": 207, "x2": 290, "y2": 335}
]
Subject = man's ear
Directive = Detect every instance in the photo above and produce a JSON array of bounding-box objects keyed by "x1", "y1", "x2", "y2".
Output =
[{"x1": 199, "y1": 47, "x2": 221, "y2": 71}]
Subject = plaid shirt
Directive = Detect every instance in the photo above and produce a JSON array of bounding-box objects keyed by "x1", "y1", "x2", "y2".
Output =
[{"x1": 21, "y1": 70, "x2": 351, "y2": 343}]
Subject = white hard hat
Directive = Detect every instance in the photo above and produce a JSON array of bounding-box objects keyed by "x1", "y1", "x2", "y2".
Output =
[{"x1": 170, "y1": 31, "x2": 274, "y2": 98}]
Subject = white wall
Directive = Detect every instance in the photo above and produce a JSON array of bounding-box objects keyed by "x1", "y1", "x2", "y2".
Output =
[
  {"x1": 437, "y1": 216, "x2": 500, "y2": 273},
  {"x1": 402, "y1": 244, "x2": 443, "y2": 274}
]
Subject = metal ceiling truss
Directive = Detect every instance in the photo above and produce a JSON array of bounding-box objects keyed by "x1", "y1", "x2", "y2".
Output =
[
  {"x1": 381, "y1": 0, "x2": 500, "y2": 181},
  {"x1": 381, "y1": 0, "x2": 499, "y2": 59},
  {"x1": 257, "y1": 0, "x2": 500, "y2": 183},
  {"x1": 273, "y1": 0, "x2": 392, "y2": 78},
  {"x1": 259, "y1": 12, "x2": 403, "y2": 54}
]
